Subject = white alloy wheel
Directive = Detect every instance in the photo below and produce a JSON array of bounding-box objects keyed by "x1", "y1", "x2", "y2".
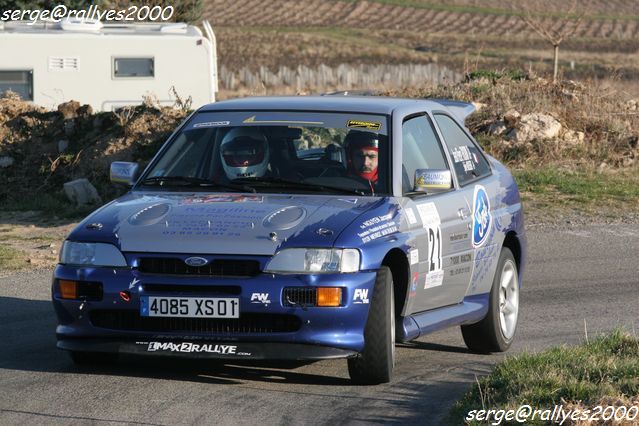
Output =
[
  {"x1": 498, "y1": 259, "x2": 519, "y2": 340},
  {"x1": 390, "y1": 288, "x2": 396, "y2": 367}
]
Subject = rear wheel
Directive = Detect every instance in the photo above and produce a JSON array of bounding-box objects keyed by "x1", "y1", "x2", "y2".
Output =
[
  {"x1": 348, "y1": 266, "x2": 395, "y2": 384},
  {"x1": 461, "y1": 247, "x2": 519, "y2": 353}
]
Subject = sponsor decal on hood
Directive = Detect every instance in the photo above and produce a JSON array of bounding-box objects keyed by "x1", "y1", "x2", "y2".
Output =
[{"x1": 69, "y1": 193, "x2": 380, "y2": 255}]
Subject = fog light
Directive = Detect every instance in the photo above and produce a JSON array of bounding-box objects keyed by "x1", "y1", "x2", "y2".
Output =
[
  {"x1": 317, "y1": 287, "x2": 342, "y2": 307},
  {"x1": 59, "y1": 280, "x2": 78, "y2": 299}
]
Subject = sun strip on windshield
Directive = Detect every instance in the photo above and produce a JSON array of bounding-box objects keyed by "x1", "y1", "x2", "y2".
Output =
[{"x1": 243, "y1": 115, "x2": 324, "y2": 125}]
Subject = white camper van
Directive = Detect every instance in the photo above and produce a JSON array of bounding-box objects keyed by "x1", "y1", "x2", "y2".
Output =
[{"x1": 0, "y1": 19, "x2": 218, "y2": 111}]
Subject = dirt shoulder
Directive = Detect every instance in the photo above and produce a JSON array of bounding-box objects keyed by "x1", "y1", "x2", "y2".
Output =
[{"x1": 0, "y1": 211, "x2": 76, "y2": 276}]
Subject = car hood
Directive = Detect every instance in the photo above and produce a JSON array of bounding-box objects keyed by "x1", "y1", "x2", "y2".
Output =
[{"x1": 69, "y1": 192, "x2": 384, "y2": 255}]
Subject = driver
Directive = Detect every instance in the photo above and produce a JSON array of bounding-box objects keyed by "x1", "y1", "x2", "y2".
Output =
[
  {"x1": 346, "y1": 130, "x2": 380, "y2": 190},
  {"x1": 220, "y1": 127, "x2": 269, "y2": 179}
]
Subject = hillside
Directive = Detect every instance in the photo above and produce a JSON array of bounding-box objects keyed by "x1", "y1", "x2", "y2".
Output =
[
  {"x1": 204, "y1": 0, "x2": 639, "y2": 96},
  {"x1": 204, "y1": 0, "x2": 639, "y2": 37}
]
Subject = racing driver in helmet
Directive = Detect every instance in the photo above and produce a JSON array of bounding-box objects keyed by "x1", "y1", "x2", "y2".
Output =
[
  {"x1": 220, "y1": 127, "x2": 270, "y2": 179},
  {"x1": 345, "y1": 130, "x2": 381, "y2": 193}
]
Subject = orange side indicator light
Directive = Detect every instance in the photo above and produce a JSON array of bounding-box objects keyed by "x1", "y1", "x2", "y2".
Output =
[
  {"x1": 317, "y1": 287, "x2": 342, "y2": 307},
  {"x1": 59, "y1": 280, "x2": 78, "y2": 299}
]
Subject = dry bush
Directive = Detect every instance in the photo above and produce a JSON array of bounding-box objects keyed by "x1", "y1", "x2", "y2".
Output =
[
  {"x1": 0, "y1": 94, "x2": 189, "y2": 205},
  {"x1": 114, "y1": 106, "x2": 135, "y2": 138},
  {"x1": 170, "y1": 86, "x2": 193, "y2": 113}
]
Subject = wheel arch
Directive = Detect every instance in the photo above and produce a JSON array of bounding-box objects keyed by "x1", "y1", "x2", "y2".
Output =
[
  {"x1": 502, "y1": 231, "x2": 522, "y2": 275},
  {"x1": 381, "y1": 248, "x2": 410, "y2": 318}
]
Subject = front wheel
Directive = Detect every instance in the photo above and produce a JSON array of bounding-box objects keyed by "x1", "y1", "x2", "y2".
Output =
[
  {"x1": 461, "y1": 247, "x2": 519, "y2": 353},
  {"x1": 348, "y1": 266, "x2": 395, "y2": 384}
]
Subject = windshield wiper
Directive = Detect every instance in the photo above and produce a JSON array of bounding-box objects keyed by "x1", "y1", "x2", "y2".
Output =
[
  {"x1": 140, "y1": 176, "x2": 256, "y2": 193},
  {"x1": 232, "y1": 177, "x2": 366, "y2": 195}
]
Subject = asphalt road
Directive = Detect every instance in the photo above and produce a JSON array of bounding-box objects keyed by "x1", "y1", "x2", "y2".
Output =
[{"x1": 1, "y1": 224, "x2": 638, "y2": 425}]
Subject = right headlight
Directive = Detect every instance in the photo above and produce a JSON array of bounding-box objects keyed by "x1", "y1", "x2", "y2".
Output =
[
  {"x1": 59, "y1": 241, "x2": 127, "y2": 267},
  {"x1": 264, "y1": 248, "x2": 360, "y2": 274}
]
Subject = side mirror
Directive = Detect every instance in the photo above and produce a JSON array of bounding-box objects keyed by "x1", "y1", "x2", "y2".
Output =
[
  {"x1": 414, "y1": 169, "x2": 453, "y2": 193},
  {"x1": 110, "y1": 161, "x2": 139, "y2": 186}
]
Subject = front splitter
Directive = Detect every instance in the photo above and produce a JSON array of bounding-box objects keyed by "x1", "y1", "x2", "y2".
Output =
[{"x1": 57, "y1": 339, "x2": 358, "y2": 361}]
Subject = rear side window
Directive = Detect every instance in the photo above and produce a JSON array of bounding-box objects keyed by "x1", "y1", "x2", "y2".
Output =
[
  {"x1": 401, "y1": 114, "x2": 449, "y2": 194},
  {"x1": 434, "y1": 114, "x2": 490, "y2": 185}
]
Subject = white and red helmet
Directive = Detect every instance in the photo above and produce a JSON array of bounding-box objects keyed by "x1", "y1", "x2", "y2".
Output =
[{"x1": 220, "y1": 127, "x2": 269, "y2": 179}]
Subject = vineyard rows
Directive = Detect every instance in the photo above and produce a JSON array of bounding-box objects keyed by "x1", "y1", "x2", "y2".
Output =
[{"x1": 204, "y1": 0, "x2": 639, "y2": 40}]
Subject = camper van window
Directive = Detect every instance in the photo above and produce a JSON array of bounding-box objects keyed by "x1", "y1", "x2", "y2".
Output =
[
  {"x1": 113, "y1": 58, "x2": 154, "y2": 78},
  {"x1": 0, "y1": 71, "x2": 33, "y2": 101}
]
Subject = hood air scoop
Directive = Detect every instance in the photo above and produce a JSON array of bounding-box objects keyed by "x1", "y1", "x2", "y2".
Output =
[{"x1": 262, "y1": 206, "x2": 307, "y2": 230}]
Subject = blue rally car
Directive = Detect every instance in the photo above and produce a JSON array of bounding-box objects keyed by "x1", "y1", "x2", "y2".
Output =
[{"x1": 52, "y1": 96, "x2": 526, "y2": 384}]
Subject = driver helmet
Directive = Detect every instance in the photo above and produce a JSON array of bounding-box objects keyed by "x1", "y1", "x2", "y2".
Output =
[{"x1": 220, "y1": 127, "x2": 269, "y2": 179}]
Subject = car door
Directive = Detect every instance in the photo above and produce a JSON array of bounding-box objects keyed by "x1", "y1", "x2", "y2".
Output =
[
  {"x1": 401, "y1": 113, "x2": 473, "y2": 313},
  {"x1": 432, "y1": 112, "x2": 494, "y2": 296}
]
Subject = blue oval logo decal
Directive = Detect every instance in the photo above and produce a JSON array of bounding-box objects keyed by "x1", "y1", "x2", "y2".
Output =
[
  {"x1": 472, "y1": 185, "x2": 492, "y2": 248},
  {"x1": 185, "y1": 257, "x2": 208, "y2": 267}
]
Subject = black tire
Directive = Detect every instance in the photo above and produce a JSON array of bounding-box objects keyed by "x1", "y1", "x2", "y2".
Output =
[
  {"x1": 348, "y1": 266, "x2": 395, "y2": 385},
  {"x1": 461, "y1": 247, "x2": 519, "y2": 353},
  {"x1": 69, "y1": 351, "x2": 118, "y2": 365}
]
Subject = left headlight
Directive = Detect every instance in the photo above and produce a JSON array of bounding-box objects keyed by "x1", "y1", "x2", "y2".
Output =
[
  {"x1": 59, "y1": 241, "x2": 128, "y2": 267},
  {"x1": 264, "y1": 248, "x2": 360, "y2": 274}
]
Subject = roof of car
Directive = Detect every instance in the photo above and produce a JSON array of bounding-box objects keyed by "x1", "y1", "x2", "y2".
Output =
[{"x1": 199, "y1": 96, "x2": 442, "y2": 115}]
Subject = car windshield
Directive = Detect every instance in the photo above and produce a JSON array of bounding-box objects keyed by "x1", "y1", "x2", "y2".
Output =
[{"x1": 141, "y1": 111, "x2": 390, "y2": 195}]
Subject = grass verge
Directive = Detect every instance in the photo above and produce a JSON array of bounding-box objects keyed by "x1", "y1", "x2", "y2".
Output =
[
  {"x1": 0, "y1": 246, "x2": 27, "y2": 271},
  {"x1": 449, "y1": 329, "x2": 639, "y2": 425},
  {"x1": 513, "y1": 168, "x2": 639, "y2": 219}
]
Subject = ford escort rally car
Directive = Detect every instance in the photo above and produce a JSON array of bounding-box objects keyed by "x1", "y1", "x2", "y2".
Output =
[{"x1": 52, "y1": 96, "x2": 526, "y2": 384}]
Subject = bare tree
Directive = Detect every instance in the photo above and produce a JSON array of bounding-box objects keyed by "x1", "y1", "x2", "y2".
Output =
[{"x1": 515, "y1": 0, "x2": 585, "y2": 83}]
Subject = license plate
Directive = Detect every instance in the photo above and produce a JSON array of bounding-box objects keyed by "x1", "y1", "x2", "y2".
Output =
[{"x1": 140, "y1": 296, "x2": 239, "y2": 318}]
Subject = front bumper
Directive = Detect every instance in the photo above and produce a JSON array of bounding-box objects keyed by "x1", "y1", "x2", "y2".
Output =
[{"x1": 52, "y1": 264, "x2": 377, "y2": 359}]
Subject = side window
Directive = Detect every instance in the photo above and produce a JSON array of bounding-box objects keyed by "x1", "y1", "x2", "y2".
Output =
[
  {"x1": 434, "y1": 114, "x2": 491, "y2": 185},
  {"x1": 0, "y1": 70, "x2": 33, "y2": 100},
  {"x1": 401, "y1": 115, "x2": 448, "y2": 194},
  {"x1": 113, "y1": 58, "x2": 154, "y2": 78}
]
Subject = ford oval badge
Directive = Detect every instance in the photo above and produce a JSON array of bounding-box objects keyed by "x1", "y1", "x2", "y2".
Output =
[
  {"x1": 472, "y1": 185, "x2": 492, "y2": 248},
  {"x1": 185, "y1": 257, "x2": 208, "y2": 267}
]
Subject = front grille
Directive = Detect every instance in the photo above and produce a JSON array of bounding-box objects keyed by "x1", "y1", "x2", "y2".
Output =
[
  {"x1": 283, "y1": 287, "x2": 317, "y2": 307},
  {"x1": 90, "y1": 310, "x2": 301, "y2": 334},
  {"x1": 142, "y1": 284, "x2": 241, "y2": 295},
  {"x1": 138, "y1": 258, "x2": 261, "y2": 277}
]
